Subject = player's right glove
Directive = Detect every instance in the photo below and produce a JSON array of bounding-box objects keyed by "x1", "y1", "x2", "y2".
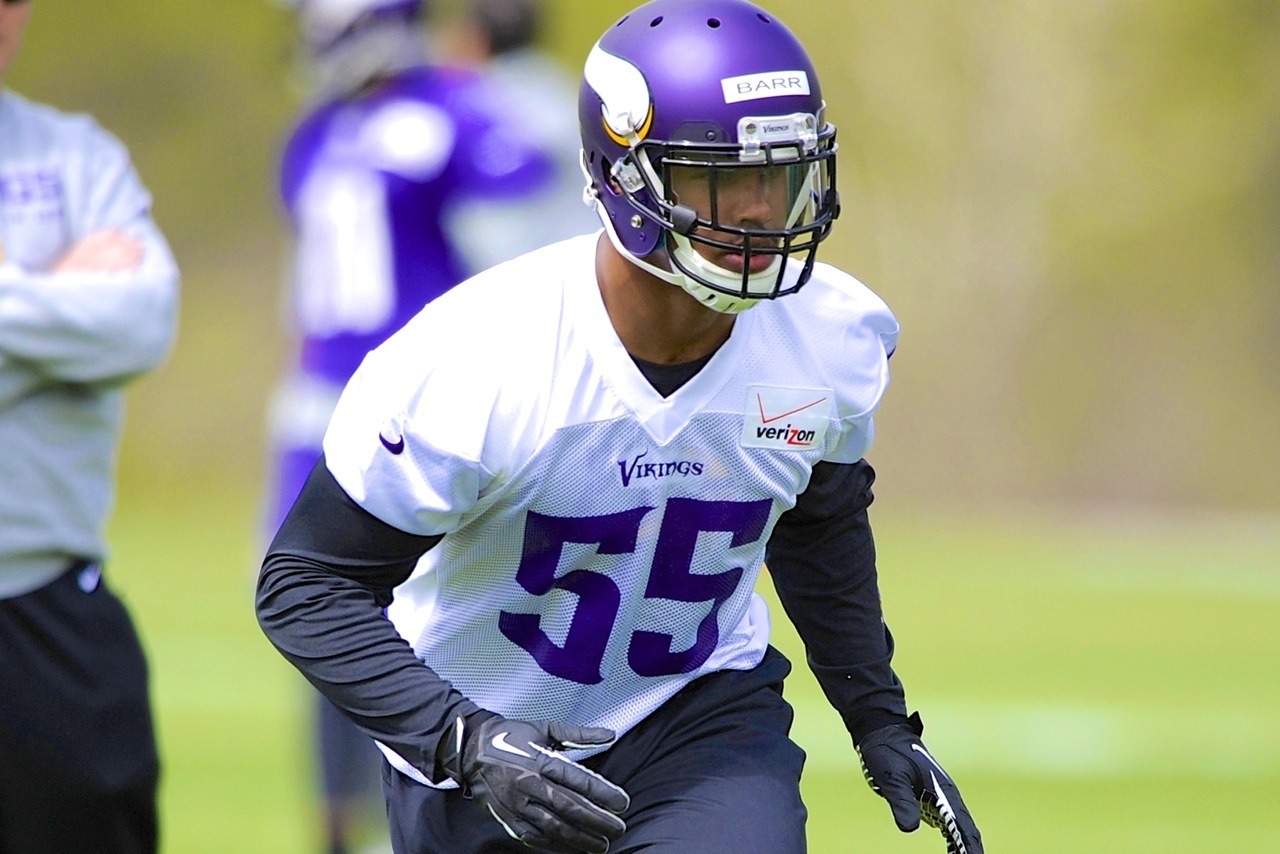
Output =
[
  {"x1": 437, "y1": 713, "x2": 630, "y2": 854},
  {"x1": 857, "y1": 712, "x2": 983, "y2": 854}
]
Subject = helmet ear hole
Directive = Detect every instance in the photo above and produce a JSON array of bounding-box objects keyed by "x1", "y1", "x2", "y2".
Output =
[{"x1": 600, "y1": 159, "x2": 624, "y2": 197}]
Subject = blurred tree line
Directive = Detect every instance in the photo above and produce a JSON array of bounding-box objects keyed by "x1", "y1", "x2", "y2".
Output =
[{"x1": 8, "y1": 0, "x2": 1278, "y2": 510}]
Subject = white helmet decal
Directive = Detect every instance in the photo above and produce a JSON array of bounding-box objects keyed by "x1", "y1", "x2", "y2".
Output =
[{"x1": 583, "y1": 45, "x2": 654, "y2": 142}]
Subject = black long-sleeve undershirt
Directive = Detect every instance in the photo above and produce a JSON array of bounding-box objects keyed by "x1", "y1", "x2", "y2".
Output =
[
  {"x1": 765, "y1": 458, "x2": 909, "y2": 742},
  {"x1": 256, "y1": 458, "x2": 473, "y2": 779}
]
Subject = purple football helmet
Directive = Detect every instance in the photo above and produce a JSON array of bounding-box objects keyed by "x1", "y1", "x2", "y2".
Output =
[{"x1": 579, "y1": 0, "x2": 839, "y2": 313}]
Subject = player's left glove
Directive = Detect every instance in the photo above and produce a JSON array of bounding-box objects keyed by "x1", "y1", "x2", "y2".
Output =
[{"x1": 857, "y1": 712, "x2": 983, "y2": 854}]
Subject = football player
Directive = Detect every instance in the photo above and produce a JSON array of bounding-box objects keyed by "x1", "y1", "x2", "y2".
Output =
[
  {"x1": 258, "y1": 1, "x2": 983, "y2": 852},
  {"x1": 0, "y1": 1, "x2": 179, "y2": 851},
  {"x1": 266, "y1": 1, "x2": 562, "y2": 851}
]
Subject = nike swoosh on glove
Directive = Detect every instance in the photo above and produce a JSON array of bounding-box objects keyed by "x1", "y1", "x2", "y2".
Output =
[
  {"x1": 438, "y1": 714, "x2": 630, "y2": 853},
  {"x1": 857, "y1": 712, "x2": 983, "y2": 854}
]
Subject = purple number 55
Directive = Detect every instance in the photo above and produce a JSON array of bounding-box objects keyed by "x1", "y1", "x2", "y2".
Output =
[{"x1": 498, "y1": 498, "x2": 771, "y2": 685}]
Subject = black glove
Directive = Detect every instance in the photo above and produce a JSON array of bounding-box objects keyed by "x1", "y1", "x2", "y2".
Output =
[
  {"x1": 438, "y1": 713, "x2": 630, "y2": 854},
  {"x1": 857, "y1": 712, "x2": 983, "y2": 854}
]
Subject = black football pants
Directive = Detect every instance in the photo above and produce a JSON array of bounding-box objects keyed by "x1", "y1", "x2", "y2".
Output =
[
  {"x1": 383, "y1": 645, "x2": 808, "y2": 853},
  {"x1": 0, "y1": 563, "x2": 159, "y2": 854}
]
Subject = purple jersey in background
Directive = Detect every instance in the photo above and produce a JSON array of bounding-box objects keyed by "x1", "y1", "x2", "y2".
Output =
[
  {"x1": 267, "y1": 64, "x2": 552, "y2": 530},
  {"x1": 279, "y1": 64, "x2": 550, "y2": 385},
  {"x1": 263, "y1": 6, "x2": 570, "y2": 853}
]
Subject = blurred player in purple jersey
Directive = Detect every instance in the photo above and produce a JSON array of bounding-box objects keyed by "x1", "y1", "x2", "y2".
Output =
[
  {"x1": 266, "y1": 1, "x2": 557, "y2": 851},
  {"x1": 260, "y1": 1, "x2": 983, "y2": 852}
]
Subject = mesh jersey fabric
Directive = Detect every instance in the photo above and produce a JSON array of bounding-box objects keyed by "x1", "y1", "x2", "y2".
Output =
[{"x1": 322, "y1": 232, "x2": 899, "y2": 784}]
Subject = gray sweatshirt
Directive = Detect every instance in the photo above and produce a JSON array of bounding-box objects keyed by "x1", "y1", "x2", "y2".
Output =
[{"x1": 0, "y1": 90, "x2": 179, "y2": 597}]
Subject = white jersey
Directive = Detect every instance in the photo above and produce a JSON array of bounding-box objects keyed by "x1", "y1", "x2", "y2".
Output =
[{"x1": 323, "y1": 233, "x2": 898, "y2": 782}]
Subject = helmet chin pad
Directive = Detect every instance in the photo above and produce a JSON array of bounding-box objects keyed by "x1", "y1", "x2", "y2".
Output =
[
  {"x1": 668, "y1": 234, "x2": 785, "y2": 314},
  {"x1": 591, "y1": 201, "x2": 788, "y2": 315}
]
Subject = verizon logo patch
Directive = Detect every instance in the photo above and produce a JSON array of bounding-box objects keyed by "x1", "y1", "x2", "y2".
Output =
[{"x1": 741, "y1": 385, "x2": 831, "y2": 450}]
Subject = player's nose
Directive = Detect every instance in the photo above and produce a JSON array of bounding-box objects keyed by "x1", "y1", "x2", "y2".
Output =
[{"x1": 724, "y1": 171, "x2": 779, "y2": 229}]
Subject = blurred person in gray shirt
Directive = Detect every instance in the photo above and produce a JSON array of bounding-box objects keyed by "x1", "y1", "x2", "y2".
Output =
[
  {"x1": 439, "y1": 0, "x2": 599, "y2": 272},
  {"x1": 0, "y1": 1, "x2": 179, "y2": 851}
]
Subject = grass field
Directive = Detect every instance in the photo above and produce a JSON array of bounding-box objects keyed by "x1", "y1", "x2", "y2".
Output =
[{"x1": 104, "y1": 482, "x2": 1280, "y2": 853}]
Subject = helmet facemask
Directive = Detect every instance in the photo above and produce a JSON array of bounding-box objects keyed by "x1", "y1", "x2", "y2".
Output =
[{"x1": 599, "y1": 113, "x2": 838, "y2": 314}]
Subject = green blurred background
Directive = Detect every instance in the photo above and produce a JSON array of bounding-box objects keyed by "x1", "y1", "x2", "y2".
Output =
[{"x1": 7, "y1": 1, "x2": 1279, "y2": 852}]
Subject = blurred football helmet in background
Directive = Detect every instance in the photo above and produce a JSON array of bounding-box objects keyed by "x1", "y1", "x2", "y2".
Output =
[
  {"x1": 286, "y1": 0, "x2": 428, "y2": 100},
  {"x1": 579, "y1": 0, "x2": 839, "y2": 313}
]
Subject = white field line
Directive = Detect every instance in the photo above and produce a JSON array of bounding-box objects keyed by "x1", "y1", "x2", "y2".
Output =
[
  {"x1": 1069, "y1": 568, "x2": 1280, "y2": 600},
  {"x1": 912, "y1": 564, "x2": 1280, "y2": 601},
  {"x1": 790, "y1": 698, "x2": 1280, "y2": 780}
]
